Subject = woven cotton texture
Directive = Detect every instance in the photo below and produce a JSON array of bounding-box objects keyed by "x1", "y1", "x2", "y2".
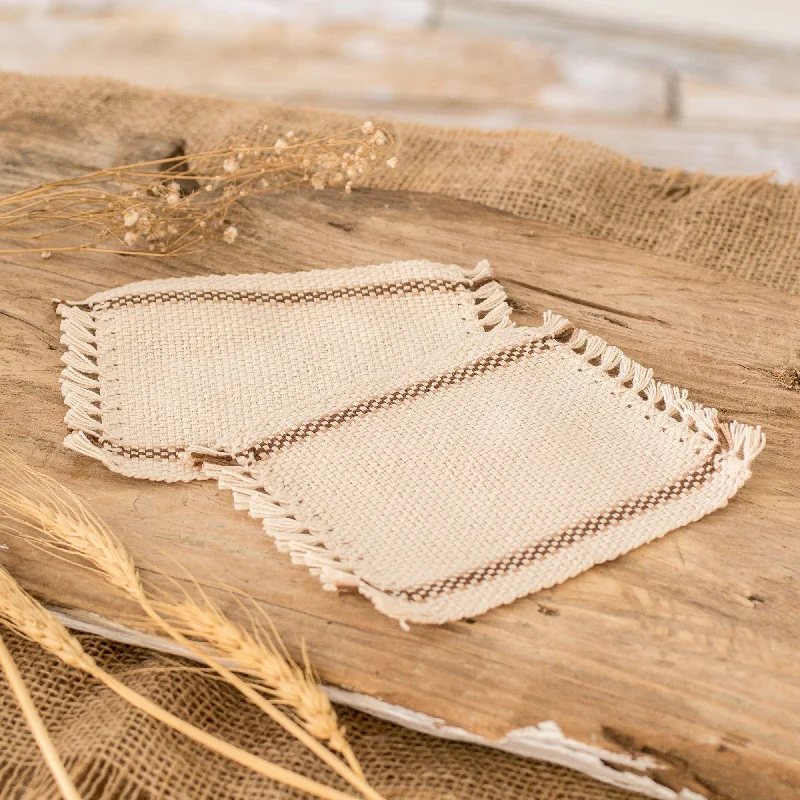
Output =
[
  {"x1": 208, "y1": 317, "x2": 765, "y2": 625},
  {"x1": 56, "y1": 259, "x2": 511, "y2": 482}
]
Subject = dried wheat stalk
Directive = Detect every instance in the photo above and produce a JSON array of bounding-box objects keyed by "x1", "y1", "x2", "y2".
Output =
[
  {"x1": 0, "y1": 630, "x2": 82, "y2": 800},
  {"x1": 153, "y1": 594, "x2": 364, "y2": 776},
  {"x1": 0, "y1": 448, "x2": 382, "y2": 800},
  {"x1": 0, "y1": 122, "x2": 395, "y2": 257},
  {"x1": 0, "y1": 564, "x2": 362, "y2": 800}
]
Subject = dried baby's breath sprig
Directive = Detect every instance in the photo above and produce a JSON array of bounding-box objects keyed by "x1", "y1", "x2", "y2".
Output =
[
  {"x1": 0, "y1": 122, "x2": 394, "y2": 257},
  {"x1": 0, "y1": 630, "x2": 82, "y2": 800},
  {"x1": 0, "y1": 565, "x2": 358, "y2": 800},
  {"x1": 0, "y1": 448, "x2": 381, "y2": 800}
]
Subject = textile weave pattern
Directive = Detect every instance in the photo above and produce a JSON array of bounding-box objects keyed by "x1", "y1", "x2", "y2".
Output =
[
  {"x1": 56, "y1": 259, "x2": 511, "y2": 482},
  {"x1": 208, "y1": 319, "x2": 764, "y2": 625}
]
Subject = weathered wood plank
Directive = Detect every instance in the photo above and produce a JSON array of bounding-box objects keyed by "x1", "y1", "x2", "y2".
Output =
[
  {"x1": 0, "y1": 141, "x2": 798, "y2": 798},
  {"x1": 442, "y1": 1, "x2": 800, "y2": 88},
  {"x1": 0, "y1": 13, "x2": 666, "y2": 120},
  {"x1": 454, "y1": 0, "x2": 800, "y2": 49}
]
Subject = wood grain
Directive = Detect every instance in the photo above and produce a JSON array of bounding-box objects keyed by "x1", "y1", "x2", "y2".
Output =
[{"x1": 0, "y1": 135, "x2": 798, "y2": 799}]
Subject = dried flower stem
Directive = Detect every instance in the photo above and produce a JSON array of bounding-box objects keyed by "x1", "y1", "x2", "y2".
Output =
[
  {"x1": 0, "y1": 630, "x2": 82, "y2": 800},
  {"x1": 0, "y1": 123, "x2": 395, "y2": 257},
  {"x1": 0, "y1": 449, "x2": 381, "y2": 800},
  {"x1": 0, "y1": 565, "x2": 359, "y2": 800}
]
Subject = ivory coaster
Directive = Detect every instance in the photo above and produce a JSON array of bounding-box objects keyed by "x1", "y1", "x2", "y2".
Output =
[
  {"x1": 57, "y1": 260, "x2": 511, "y2": 482},
  {"x1": 208, "y1": 317, "x2": 764, "y2": 625}
]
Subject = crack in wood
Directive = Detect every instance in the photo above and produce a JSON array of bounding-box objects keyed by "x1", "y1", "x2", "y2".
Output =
[
  {"x1": 2, "y1": 258, "x2": 112, "y2": 290},
  {"x1": 502, "y1": 277, "x2": 670, "y2": 325},
  {"x1": 0, "y1": 309, "x2": 57, "y2": 342}
]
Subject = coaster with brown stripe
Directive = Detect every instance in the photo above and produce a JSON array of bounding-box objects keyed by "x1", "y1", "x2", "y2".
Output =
[
  {"x1": 56, "y1": 259, "x2": 512, "y2": 482},
  {"x1": 209, "y1": 316, "x2": 764, "y2": 626}
]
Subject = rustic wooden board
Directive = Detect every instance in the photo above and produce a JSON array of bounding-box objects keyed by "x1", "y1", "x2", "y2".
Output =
[{"x1": 1, "y1": 151, "x2": 798, "y2": 797}]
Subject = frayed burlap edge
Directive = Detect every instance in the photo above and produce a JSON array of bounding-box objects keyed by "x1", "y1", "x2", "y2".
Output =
[{"x1": 3, "y1": 71, "x2": 800, "y2": 293}]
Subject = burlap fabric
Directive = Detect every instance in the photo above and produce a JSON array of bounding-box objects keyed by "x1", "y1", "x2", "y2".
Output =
[
  {"x1": 1, "y1": 71, "x2": 799, "y2": 293},
  {"x1": 208, "y1": 320, "x2": 763, "y2": 625},
  {"x1": 56, "y1": 260, "x2": 509, "y2": 482},
  {"x1": 0, "y1": 629, "x2": 646, "y2": 800}
]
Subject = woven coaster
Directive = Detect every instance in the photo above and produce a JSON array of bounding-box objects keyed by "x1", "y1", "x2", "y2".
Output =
[
  {"x1": 205, "y1": 315, "x2": 765, "y2": 626},
  {"x1": 56, "y1": 260, "x2": 511, "y2": 482}
]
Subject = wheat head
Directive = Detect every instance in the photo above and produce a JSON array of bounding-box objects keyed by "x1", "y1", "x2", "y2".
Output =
[{"x1": 0, "y1": 563, "x2": 360, "y2": 800}]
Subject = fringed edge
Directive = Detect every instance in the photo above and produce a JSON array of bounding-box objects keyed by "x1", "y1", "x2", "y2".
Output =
[
  {"x1": 531, "y1": 309, "x2": 573, "y2": 341},
  {"x1": 719, "y1": 419, "x2": 767, "y2": 466},
  {"x1": 460, "y1": 259, "x2": 514, "y2": 332},
  {"x1": 54, "y1": 300, "x2": 113, "y2": 466},
  {"x1": 203, "y1": 463, "x2": 363, "y2": 592},
  {"x1": 560, "y1": 321, "x2": 766, "y2": 466},
  {"x1": 559, "y1": 322, "x2": 761, "y2": 455}
]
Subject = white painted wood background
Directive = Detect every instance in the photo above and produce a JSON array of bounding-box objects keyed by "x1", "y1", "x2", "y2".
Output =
[
  {"x1": 506, "y1": 0, "x2": 800, "y2": 47},
  {"x1": 2, "y1": 0, "x2": 800, "y2": 179}
]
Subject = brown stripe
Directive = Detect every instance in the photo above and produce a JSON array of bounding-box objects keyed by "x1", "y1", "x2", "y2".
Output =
[
  {"x1": 377, "y1": 449, "x2": 721, "y2": 603},
  {"x1": 100, "y1": 440, "x2": 238, "y2": 466},
  {"x1": 86, "y1": 274, "x2": 474, "y2": 462},
  {"x1": 100, "y1": 441, "x2": 183, "y2": 461},
  {"x1": 93, "y1": 277, "x2": 467, "y2": 312},
  {"x1": 243, "y1": 338, "x2": 552, "y2": 462}
]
